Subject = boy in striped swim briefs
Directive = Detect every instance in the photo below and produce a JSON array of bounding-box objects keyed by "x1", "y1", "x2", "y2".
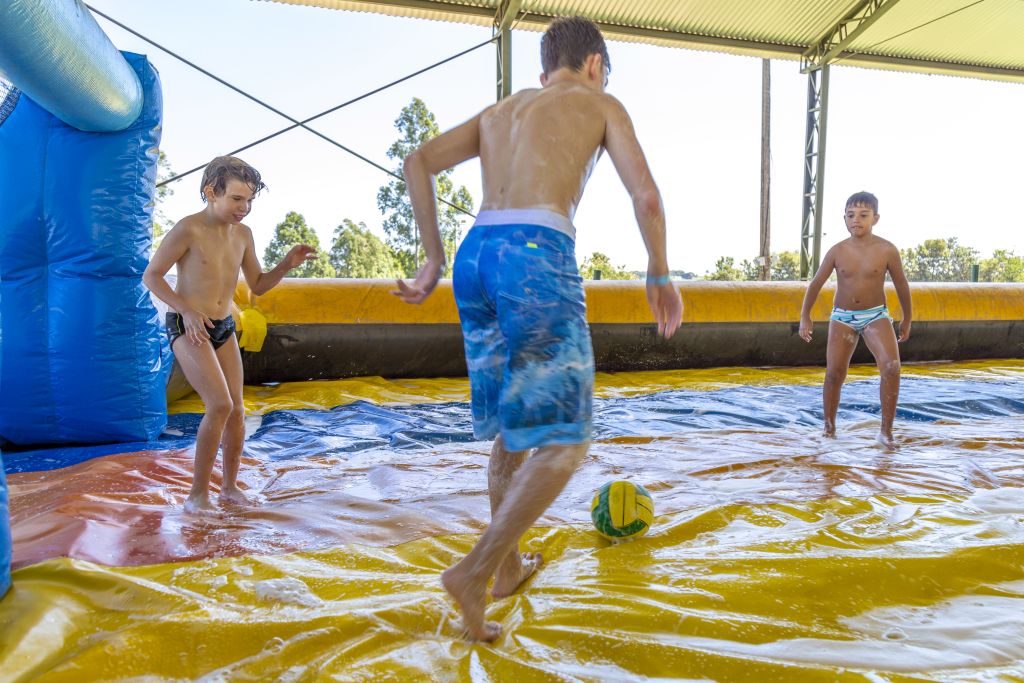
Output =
[
  {"x1": 799, "y1": 191, "x2": 913, "y2": 450},
  {"x1": 393, "y1": 17, "x2": 682, "y2": 641}
]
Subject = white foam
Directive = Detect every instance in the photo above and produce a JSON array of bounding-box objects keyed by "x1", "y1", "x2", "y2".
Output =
[
  {"x1": 968, "y1": 487, "x2": 1024, "y2": 514},
  {"x1": 251, "y1": 578, "x2": 322, "y2": 608}
]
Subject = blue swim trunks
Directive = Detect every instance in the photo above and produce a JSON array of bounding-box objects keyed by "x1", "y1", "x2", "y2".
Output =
[
  {"x1": 830, "y1": 304, "x2": 892, "y2": 333},
  {"x1": 453, "y1": 209, "x2": 594, "y2": 451}
]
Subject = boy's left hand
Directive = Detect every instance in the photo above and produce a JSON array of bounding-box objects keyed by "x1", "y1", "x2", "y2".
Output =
[
  {"x1": 898, "y1": 319, "x2": 911, "y2": 343},
  {"x1": 393, "y1": 259, "x2": 443, "y2": 305},
  {"x1": 284, "y1": 244, "x2": 317, "y2": 270}
]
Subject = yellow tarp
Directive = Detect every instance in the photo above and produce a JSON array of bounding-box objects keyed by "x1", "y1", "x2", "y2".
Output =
[{"x1": 4, "y1": 488, "x2": 1024, "y2": 681}]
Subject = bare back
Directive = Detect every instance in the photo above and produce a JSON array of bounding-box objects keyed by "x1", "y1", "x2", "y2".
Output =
[
  {"x1": 831, "y1": 236, "x2": 899, "y2": 310},
  {"x1": 168, "y1": 214, "x2": 249, "y2": 318},
  {"x1": 478, "y1": 83, "x2": 612, "y2": 217}
]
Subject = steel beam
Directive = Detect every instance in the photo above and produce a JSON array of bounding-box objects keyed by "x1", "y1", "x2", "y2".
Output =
[
  {"x1": 802, "y1": 0, "x2": 901, "y2": 73},
  {"x1": 494, "y1": 0, "x2": 521, "y2": 100},
  {"x1": 799, "y1": 64, "x2": 830, "y2": 279}
]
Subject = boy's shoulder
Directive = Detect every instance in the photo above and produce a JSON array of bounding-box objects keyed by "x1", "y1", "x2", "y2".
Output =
[{"x1": 169, "y1": 212, "x2": 204, "y2": 236}]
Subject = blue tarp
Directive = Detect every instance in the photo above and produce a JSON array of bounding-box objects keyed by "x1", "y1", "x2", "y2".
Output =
[{"x1": 6, "y1": 376, "x2": 1024, "y2": 474}]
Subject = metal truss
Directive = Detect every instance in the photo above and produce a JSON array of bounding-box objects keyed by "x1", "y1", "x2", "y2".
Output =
[
  {"x1": 799, "y1": 64, "x2": 830, "y2": 279},
  {"x1": 802, "y1": 0, "x2": 901, "y2": 73},
  {"x1": 494, "y1": 0, "x2": 522, "y2": 100}
]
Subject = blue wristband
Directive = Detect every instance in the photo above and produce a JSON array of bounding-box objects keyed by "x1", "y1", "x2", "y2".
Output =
[{"x1": 647, "y1": 274, "x2": 671, "y2": 286}]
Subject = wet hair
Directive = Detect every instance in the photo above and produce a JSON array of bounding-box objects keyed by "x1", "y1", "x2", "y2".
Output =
[
  {"x1": 541, "y1": 16, "x2": 611, "y2": 77},
  {"x1": 200, "y1": 156, "x2": 266, "y2": 202},
  {"x1": 845, "y1": 191, "x2": 878, "y2": 213}
]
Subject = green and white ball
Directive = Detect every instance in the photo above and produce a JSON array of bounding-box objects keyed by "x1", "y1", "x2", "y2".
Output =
[{"x1": 591, "y1": 480, "x2": 654, "y2": 541}]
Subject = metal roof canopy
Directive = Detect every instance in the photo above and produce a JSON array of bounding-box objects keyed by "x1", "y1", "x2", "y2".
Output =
[{"x1": 261, "y1": 0, "x2": 1024, "y2": 277}]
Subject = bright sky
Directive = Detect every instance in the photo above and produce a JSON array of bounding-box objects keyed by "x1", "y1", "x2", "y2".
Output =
[{"x1": 89, "y1": 0, "x2": 1024, "y2": 275}]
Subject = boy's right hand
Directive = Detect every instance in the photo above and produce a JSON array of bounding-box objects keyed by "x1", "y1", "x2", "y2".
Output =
[
  {"x1": 182, "y1": 309, "x2": 214, "y2": 346},
  {"x1": 798, "y1": 316, "x2": 813, "y2": 342},
  {"x1": 646, "y1": 281, "x2": 683, "y2": 339}
]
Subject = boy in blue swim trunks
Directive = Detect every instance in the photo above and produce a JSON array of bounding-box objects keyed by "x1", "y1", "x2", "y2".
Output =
[
  {"x1": 394, "y1": 16, "x2": 683, "y2": 641},
  {"x1": 143, "y1": 156, "x2": 316, "y2": 513},
  {"x1": 799, "y1": 191, "x2": 912, "y2": 449}
]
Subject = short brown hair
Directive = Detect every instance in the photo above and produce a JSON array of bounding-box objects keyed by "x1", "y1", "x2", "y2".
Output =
[
  {"x1": 200, "y1": 156, "x2": 266, "y2": 202},
  {"x1": 541, "y1": 16, "x2": 611, "y2": 77},
  {"x1": 846, "y1": 191, "x2": 878, "y2": 213}
]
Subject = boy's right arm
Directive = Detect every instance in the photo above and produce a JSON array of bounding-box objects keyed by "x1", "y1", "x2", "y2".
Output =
[
  {"x1": 798, "y1": 248, "x2": 836, "y2": 342},
  {"x1": 142, "y1": 225, "x2": 213, "y2": 345},
  {"x1": 393, "y1": 112, "x2": 483, "y2": 305},
  {"x1": 602, "y1": 96, "x2": 682, "y2": 339}
]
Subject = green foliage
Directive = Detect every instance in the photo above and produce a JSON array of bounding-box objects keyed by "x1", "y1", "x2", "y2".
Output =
[
  {"x1": 979, "y1": 249, "x2": 1024, "y2": 282},
  {"x1": 900, "y1": 237, "x2": 978, "y2": 282},
  {"x1": 329, "y1": 219, "x2": 401, "y2": 278},
  {"x1": 706, "y1": 256, "x2": 745, "y2": 281},
  {"x1": 580, "y1": 252, "x2": 638, "y2": 280},
  {"x1": 152, "y1": 150, "x2": 175, "y2": 250},
  {"x1": 264, "y1": 211, "x2": 335, "y2": 278},
  {"x1": 376, "y1": 97, "x2": 475, "y2": 278},
  {"x1": 737, "y1": 251, "x2": 801, "y2": 281},
  {"x1": 770, "y1": 251, "x2": 801, "y2": 280}
]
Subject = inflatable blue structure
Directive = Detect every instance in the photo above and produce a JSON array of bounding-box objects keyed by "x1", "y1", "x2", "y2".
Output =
[
  {"x1": 0, "y1": 0, "x2": 142, "y2": 132},
  {"x1": 0, "y1": 52, "x2": 169, "y2": 446}
]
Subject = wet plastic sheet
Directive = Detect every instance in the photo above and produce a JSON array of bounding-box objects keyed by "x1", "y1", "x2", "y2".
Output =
[
  {"x1": 8, "y1": 364, "x2": 1024, "y2": 474},
  {"x1": 2, "y1": 363, "x2": 1024, "y2": 680}
]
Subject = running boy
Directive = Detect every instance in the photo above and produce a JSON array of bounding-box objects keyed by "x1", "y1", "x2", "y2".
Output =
[
  {"x1": 143, "y1": 156, "x2": 315, "y2": 513},
  {"x1": 798, "y1": 191, "x2": 912, "y2": 449},
  {"x1": 394, "y1": 17, "x2": 683, "y2": 641}
]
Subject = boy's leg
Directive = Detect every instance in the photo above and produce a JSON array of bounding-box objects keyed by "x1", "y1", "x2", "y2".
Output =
[
  {"x1": 171, "y1": 340, "x2": 234, "y2": 512},
  {"x1": 824, "y1": 320, "x2": 860, "y2": 436},
  {"x1": 443, "y1": 441, "x2": 589, "y2": 642},
  {"x1": 861, "y1": 317, "x2": 901, "y2": 449},
  {"x1": 215, "y1": 335, "x2": 249, "y2": 504},
  {"x1": 486, "y1": 434, "x2": 542, "y2": 599}
]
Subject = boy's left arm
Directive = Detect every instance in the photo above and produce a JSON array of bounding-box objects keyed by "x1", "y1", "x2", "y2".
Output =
[
  {"x1": 240, "y1": 227, "x2": 316, "y2": 296},
  {"x1": 889, "y1": 245, "x2": 912, "y2": 342}
]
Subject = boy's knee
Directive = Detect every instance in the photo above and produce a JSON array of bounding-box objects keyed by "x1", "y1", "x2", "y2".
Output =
[
  {"x1": 880, "y1": 359, "x2": 901, "y2": 380},
  {"x1": 824, "y1": 369, "x2": 847, "y2": 385},
  {"x1": 205, "y1": 396, "x2": 234, "y2": 420}
]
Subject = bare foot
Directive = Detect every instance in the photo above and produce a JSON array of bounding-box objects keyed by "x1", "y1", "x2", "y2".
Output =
[
  {"x1": 823, "y1": 422, "x2": 836, "y2": 438},
  {"x1": 491, "y1": 552, "x2": 542, "y2": 599},
  {"x1": 877, "y1": 432, "x2": 899, "y2": 451},
  {"x1": 220, "y1": 486, "x2": 253, "y2": 506},
  {"x1": 184, "y1": 495, "x2": 215, "y2": 514},
  {"x1": 441, "y1": 563, "x2": 501, "y2": 642}
]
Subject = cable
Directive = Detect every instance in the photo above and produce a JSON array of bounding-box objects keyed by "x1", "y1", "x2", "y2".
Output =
[{"x1": 86, "y1": 4, "x2": 490, "y2": 217}]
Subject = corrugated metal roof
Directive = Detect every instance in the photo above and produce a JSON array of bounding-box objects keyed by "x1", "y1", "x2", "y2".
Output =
[{"x1": 257, "y1": 0, "x2": 1024, "y2": 83}]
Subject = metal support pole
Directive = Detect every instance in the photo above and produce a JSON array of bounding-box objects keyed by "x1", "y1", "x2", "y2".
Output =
[
  {"x1": 759, "y1": 59, "x2": 771, "y2": 281},
  {"x1": 496, "y1": 25, "x2": 511, "y2": 100},
  {"x1": 799, "y1": 64, "x2": 830, "y2": 279},
  {"x1": 494, "y1": 0, "x2": 520, "y2": 101}
]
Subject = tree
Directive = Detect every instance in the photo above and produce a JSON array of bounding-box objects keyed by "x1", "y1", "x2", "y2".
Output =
[
  {"x1": 706, "y1": 256, "x2": 744, "y2": 281},
  {"x1": 901, "y1": 238, "x2": 978, "y2": 282},
  {"x1": 979, "y1": 249, "x2": 1024, "y2": 282},
  {"x1": 264, "y1": 211, "x2": 335, "y2": 278},
  {"x1": 329, "y1": 219, "x2": 401, "y2": 278},
  {"x1": 771, "y1": 251, "x2": 800, "y2": 280},
  {"x1": 579, "y1": 252, "x2": 638, "y2": 280},
  {"x1": 152, "y1": 150, "x2": 175, "y2": 251},
  {"x1": 376, "y1": 98, "x2": 474, "y2": 277}
]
